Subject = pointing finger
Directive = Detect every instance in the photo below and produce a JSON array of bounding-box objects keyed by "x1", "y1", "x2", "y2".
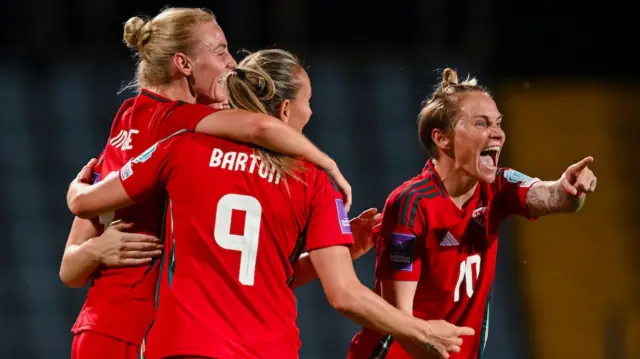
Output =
[{"x1": 569, "y1": 156, "x2": 593, "y2": 173}]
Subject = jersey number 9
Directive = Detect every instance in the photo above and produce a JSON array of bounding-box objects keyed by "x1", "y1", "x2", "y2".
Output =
[{"x1": 214, "y1": 194, "x2": 262, "y2": 286}]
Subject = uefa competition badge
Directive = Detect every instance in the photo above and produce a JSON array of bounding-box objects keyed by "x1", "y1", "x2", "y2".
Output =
[
  {"x1": 388, "y1": 233, "x2": 416, "y2": 272},
  {"x1": 335, "y1": 199, "x2": 352, "y2": 234}
]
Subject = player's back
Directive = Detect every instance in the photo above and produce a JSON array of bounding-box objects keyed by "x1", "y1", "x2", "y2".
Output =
[
  {"x1": 74, "y1": 90, "x2": 216, "y2": 344},
  {"x1": 96, "y1": 91, "x2": 188, "y2": 255},
  {"x1": 144, "y1": 133, "x2": 352, "y2": 359}
]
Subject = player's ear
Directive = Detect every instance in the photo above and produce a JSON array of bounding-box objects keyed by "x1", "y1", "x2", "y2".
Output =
[
  {"x1": 432, "y1": 128, "x2": 452, "y2": 152},
  {"x1": 279, "y1": 100, "x2": 291, "y2": 123},
  {"x1": 173, "y1": 53, "x2": 192, "y2": 77}
]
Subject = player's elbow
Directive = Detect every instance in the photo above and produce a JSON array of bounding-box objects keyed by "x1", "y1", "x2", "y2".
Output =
[
  {"x1": 58, "y1": 266, "x2": 87, "y2": 288},
  {"x1": 247, "y1": 113, "x2": 278, "y2": 144},
  {"x1": 68, "y1": 193, "x2": 94, "y2": 219},
  {"x1": 59, "y1": 274, "x2": 85, "y2": 288},
  {"x1": 325, "y1": 281, "x2": 362, "y2": 314},
  {"x1": 326, "y1": 291, "x2": 351, "y2": 313}
]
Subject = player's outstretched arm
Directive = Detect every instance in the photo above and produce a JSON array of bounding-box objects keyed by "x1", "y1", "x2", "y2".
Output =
[
  {"x1": 195, "y1": 110, "x2": 352, "y2": 211},
  {"x1": 67, "y1": 159, "x2": 135, "y2": 219},
  {"x1": 309, "y1": 245, "x2": 474, "y2": 358},
  {"x1": 526, "y1": 156, "x2": 597, "y2": 217},
  {"x1": 290, "y1": 208, "x2": 380, "y2": 289}
]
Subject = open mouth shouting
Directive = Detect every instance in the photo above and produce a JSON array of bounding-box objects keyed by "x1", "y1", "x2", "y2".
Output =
[{"x1": 479, "y1": 145, "x2": 501, "y2": 171}]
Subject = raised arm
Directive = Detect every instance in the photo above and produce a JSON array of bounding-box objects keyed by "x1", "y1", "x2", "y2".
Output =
[
  {"x1": 525, "y1": 156, "x2": 597, "y2": 217},
  {"x1": 195, "y1": 110, "x2": 352, "y2": 211}
]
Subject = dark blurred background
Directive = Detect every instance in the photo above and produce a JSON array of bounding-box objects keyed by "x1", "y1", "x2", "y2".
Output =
[{"x1": 1, "y1": 1, "x2": 638, "y2": 358}]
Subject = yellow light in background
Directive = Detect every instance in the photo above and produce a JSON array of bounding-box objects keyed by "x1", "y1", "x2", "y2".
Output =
[{"x1": 496, "y1": 82, "x2": 639, "y2": 359}]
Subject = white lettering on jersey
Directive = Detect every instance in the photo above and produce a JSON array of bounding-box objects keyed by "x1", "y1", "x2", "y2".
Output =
[
  {"x1": 209, "y1": 148, "x2": 281, "y2": 184},
  {"x1": 109, "y1": 129, "x2": 139, "y2": 151},
  {"x1": 454, "y1": 254, "x2": 481, "y2": 302},
  {"x1": 234, "y1": 153, "x2": 248, "y2": 171}
]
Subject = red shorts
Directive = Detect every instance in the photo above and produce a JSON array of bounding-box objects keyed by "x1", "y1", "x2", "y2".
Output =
[{"x1": 72, "y1": 331, "x2": 140, "y2": 359}]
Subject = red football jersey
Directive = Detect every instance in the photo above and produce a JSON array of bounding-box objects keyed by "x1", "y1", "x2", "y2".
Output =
[
  {"x1": 348, "y1": 159, "x2": 539, "y2": 359},
  {"x1": 72, "y1": 90, "x2": 218, "y2": 345},
  {"x1": 118, "y1": 132, "x2": 354, "y2": 359}
]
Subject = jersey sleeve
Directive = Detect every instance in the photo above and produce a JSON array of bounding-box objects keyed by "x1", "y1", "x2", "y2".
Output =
[
  {"x1": 493, "y1": 167, "x2": 541, "y2": 220},
  {"x1": 305, "y1": 169, "x2": 355, "y2": 251},
  {"x1": 88, "y1": 150, "x2": 107, "y2": 229},
  {"x1": 91, "y1": 151, "x2": 106, "y2": 184},
  {"x1": 375, "y1": 191, "x2": 427, "y2": 282},
  {"x1": 118, "y1": 133, "x2": 182, "y2": 203},
  {"x1": 158, "y1": 103, "x2": 219, "y2": 136}
]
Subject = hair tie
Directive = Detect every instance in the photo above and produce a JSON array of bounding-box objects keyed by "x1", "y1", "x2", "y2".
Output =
[{"x1": 234, "y1": 68, "x2": 246, "y2": 80}]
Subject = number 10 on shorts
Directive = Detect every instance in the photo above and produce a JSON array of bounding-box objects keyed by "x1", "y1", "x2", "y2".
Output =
[
  {"x1": 453, "y1": 254, "x2": 481, "y2": 302},
  {"x1": 214, "y1": 194, "x2": 262, "y2": 286}
]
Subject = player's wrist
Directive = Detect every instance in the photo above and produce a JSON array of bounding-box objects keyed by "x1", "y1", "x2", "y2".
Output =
[
  {"x1": 323, "y1": 158, "x2": 338, "y2": 172},
  {"x1": 83, "y1": 237, "x2": 104, "y2": 265},
  {"x1": 394, "y1": 316, "x2": 427, "y2": 341}
]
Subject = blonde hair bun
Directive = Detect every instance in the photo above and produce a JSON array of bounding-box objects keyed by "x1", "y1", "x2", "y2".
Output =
[{"x1": 123, "y1": 16, "x2": 147, "y2": 49}]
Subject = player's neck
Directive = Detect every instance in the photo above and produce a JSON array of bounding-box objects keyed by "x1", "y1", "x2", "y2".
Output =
[
  {"x1": 147, "y1": 81, "x2": 196, "y2": 104},
  {"x1": 432, "y1": 158, "x2": 478, "y2": 206}
]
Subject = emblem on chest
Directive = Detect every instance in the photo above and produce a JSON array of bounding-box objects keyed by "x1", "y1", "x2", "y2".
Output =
[{"x1": 472, "y1": 206, "x2": 487, "y2": 228}]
